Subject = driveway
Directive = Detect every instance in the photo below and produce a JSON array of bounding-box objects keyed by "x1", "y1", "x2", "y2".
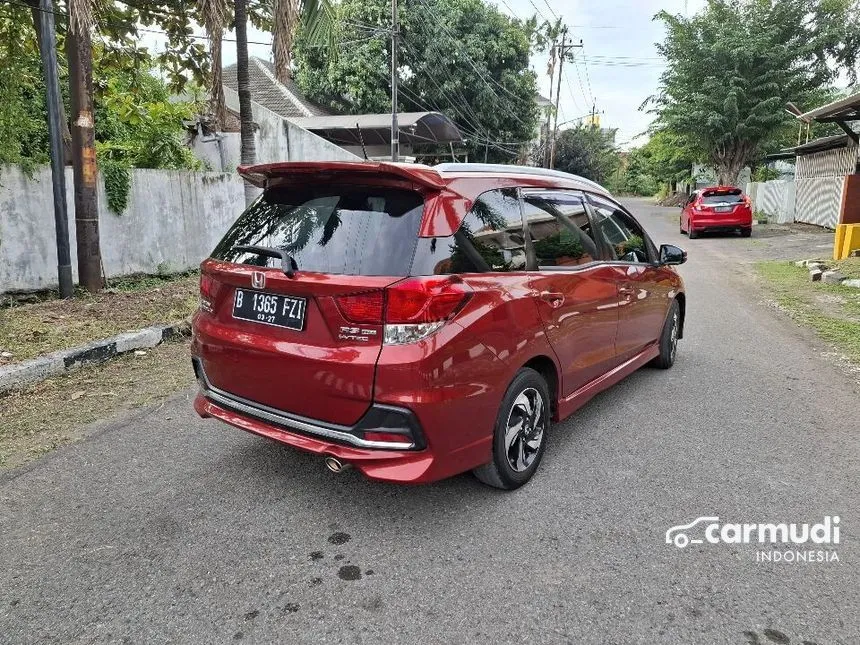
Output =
[{"x1": 1, "y1": 199, "x2": 858, "y2": 644}]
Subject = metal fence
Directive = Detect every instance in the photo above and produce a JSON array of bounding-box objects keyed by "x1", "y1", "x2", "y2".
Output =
[{"x1": 746, "y1": 180, "x2": 796, "y2": 224}]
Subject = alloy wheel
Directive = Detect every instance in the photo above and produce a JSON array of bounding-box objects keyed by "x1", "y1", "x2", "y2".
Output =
[{"x1": 504, "y1": 388, "x2": 546, "y2": 472}]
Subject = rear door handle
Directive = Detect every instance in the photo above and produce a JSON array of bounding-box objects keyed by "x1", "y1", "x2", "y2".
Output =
[{"x1": 540, "y1": 291, "x2": 565, "y2": 308}]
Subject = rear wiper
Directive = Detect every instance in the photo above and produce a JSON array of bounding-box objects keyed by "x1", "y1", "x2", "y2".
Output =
[{"x1": 232, "y1": 244, "x2": 298, "y2": 278}]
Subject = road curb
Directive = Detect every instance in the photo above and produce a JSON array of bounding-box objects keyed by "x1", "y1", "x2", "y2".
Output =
[{"x1": 0, "y1": 322, "x2": 190, "y2": 395}]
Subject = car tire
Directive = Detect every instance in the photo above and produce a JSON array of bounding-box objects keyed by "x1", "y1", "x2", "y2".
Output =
[
  {"x1": 740, "y1": 228, "x2": 752, "y2": 237},
  {"x1": 651, "y1": 299, "x2": 681, "y2": 369},
  {"x1": 472, "y1": 368, "x2": 550, "y2": 490},
  {"x1": 688, "y1": 227, "x2": 699, "y2": 239},
  {"x1": 679, "y1": 220, "x2": 686, "y2": 235}
]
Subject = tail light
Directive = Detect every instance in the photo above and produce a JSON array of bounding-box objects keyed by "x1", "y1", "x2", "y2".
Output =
[
  {"x1": 385, "y1": 276, "x2": 470, "y2": 323},
  {"x1": 199, "y1": 273, "x2": 217, "y2": 313},
  {"x1": 384, "y1": 276, "x2": 471, "y2": 345},
  {"x1": 334, "y1": 291, "x2": 384, "y2": 324},
  {"x1": 334, "y1": 276, "x2": 472, "y2": 345}
]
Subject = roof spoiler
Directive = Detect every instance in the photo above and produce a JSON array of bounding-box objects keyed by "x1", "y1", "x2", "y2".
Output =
[{"x1": 237, "y1": 161, "x2": 447, "y2": 190}]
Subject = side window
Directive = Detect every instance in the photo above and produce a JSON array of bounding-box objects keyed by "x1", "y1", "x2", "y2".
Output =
[
  {"x1": 410, "y1": 188, "x2": 524, "y2": 275},
  {"x1": 588, "y1": 195, "x2": 651, "y2": 263},
  {"x1": 521, "y1": 190, "x2": 600, "y2": 267}
]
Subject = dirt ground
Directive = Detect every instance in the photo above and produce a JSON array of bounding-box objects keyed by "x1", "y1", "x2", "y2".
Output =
[
  {"x1": 0, "y1": 338, "x2": 195, "y2": 470},
  {"x1": 0, "y1": 274, "x2": 198, "y2": 364}
]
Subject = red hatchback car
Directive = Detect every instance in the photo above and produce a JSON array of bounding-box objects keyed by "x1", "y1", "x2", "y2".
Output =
[
  {"x1": 192, "y1": 162, "x2": 687, "y2": 489},
  {"x1": 680, "y1": 186, "x2": 752, "y2": 238}
]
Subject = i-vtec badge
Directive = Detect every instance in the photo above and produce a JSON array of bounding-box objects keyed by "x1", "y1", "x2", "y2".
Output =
[{"x1": 338, "y1": 326, "x2": 378, "y2": 342}]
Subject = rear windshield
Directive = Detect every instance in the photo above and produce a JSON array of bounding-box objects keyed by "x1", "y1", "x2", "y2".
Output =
[
  {"x1": 701, "y1": 190, "x2": 743, "y2": 204},
  {"x1": 211, "y1": 185, "x2": 424, "y2": 276}
]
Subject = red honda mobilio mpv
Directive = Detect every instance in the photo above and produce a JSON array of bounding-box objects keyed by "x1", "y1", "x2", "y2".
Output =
[{"x1": 192, "y1": 162, "x2": 687, "y2": 489}]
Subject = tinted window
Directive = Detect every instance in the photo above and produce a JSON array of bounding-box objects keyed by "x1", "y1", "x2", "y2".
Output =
[
  {"x1": 211, "y1": 185, "x2": 423, "y2": 276},
  {"x1": 411, "y1": 188, "x2": 524, "y2": 274},
  {"x1": 701, "y1": 190, "x2": 743, "y2": 204},
  {"x1": 522, "y1": 190, "x2": 599, "y2": 266},
  {"x1": 588, "y1": 195, "x2": 650, "y2": 263}
]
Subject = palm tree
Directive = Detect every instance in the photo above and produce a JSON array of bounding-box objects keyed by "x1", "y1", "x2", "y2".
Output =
[
  {"x1": 234, "y1": 0, "x2": 257, "y2": 206},
  {"x1": 271, "y1": 0, "x2": 335, "y2": 84},
  {"x1": 200, "y1": 0, "x2": 228, "y2": 129}
]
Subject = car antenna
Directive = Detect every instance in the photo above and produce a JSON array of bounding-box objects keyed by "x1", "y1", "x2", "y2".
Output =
[{"x1": 356, "y1": 123, "x2": 369, "y2": 160}]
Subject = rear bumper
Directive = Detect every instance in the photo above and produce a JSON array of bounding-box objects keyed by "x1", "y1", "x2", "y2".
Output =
[
  {"x1": 194, "y1": 394, "x2": 441, "y2": 483},
  {"x1": 690, "y1": 216, "x2": 751, "y2": 232}
]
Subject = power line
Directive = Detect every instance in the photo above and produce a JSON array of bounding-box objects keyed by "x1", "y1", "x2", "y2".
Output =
[
  {"x1": 497, "y1": 0, "x2": 521, "y2": 19},
  {"x1": 364, "y1": 55, "x2": 523, "y2": 156},
  {"x1": 397, "y1": 45, "x2": 523, "y2": 155},
  {"x1": 541, "y1": 0, "x2": 559, "y2": 20},
  {"x1": 579, "y1": 42, "x2": 596, "y2": 106},
  {"x1": 527, "y1": 0, "x2": 551, "y2": 23},
  {"x1": 413, "y1": 0, "x2": 533, "y2": 123}
]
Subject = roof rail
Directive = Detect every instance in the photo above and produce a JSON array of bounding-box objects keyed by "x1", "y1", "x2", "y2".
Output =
[{"x1": 433, "y1": 163, "x2": 608, "y2": 193}]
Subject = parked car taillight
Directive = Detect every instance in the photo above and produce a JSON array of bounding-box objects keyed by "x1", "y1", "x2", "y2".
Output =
[
  {"x1": 199, "y1": 273, "x2": 217, "y2": 313},
  {"x1": 333, "y1": 277, "x2": 472, "y2": 344},
  {"x1": 384, "y1": 276, "x2": 471, "y2": 345}
]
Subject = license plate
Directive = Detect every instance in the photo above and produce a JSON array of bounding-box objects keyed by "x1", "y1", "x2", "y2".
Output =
[
  {"x1": 714, "y1": 205, "x2": 733, "y2": 212},
  {"x1": 232, "y1": 288, "x2": 306, "y2": 331}
]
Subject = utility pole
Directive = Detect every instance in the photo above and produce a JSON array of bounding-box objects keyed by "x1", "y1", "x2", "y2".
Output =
[
  {"x1": 67, "y1": 9, "x2": 103, "y2": 292},
  {"x1": 548, "y1": 30, "x2": 582, "y2": 169},
  {"x1": 37, "y1": 0, "x2": 73, "y2": 298},
  {"x1": 545, "y1": 38, "x2": 557, "y2": 168},
  {"x1": 390, "y1": 0, "x2": 400, "y2": 162}
]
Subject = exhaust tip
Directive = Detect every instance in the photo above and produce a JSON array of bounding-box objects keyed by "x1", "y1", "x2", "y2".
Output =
[{"x1": 324, "y1": 456, "x2": 349, "y2": 474}]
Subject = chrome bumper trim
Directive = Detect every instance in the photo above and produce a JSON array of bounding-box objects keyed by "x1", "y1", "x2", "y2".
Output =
[{"x1": 194, "y1": 361, "x2": 415, "y2": 450}]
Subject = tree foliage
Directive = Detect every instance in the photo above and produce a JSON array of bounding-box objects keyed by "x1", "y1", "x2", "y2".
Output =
[
  {"x1": 294, "y1": 0, "x2": 539, "y2": 161},
  {"x1": 0, "y1": 3, "x2": 54, "y2": 173},
  {"x1": 609, "y1": 130, "x2": 697, "y2": 196},
  {"x1": 552, "y1": 125, "x2": 619, "y2": 184},
  {"x1": 651, "y1": 0, "x2": 860, "y2": 184}
]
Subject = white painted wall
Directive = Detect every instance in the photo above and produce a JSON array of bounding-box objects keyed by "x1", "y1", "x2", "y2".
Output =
[
  {"x1": 191, "y1": 88, "x2": 360, "y2": 171},
  {"x1": 0, "y1": 165, "x2": 246, "y2": 293}
]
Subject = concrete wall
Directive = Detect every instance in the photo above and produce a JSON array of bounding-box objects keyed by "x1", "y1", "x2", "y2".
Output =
[
  {"x1": 192, "y1": 88, "x2": 360, "y2": 171},
  {"x1": 0, "y1": 165, "x2": 245, "y2": 293},
  {"x1": 746, "y1": 180, "x2": 796, "y2": 224}
]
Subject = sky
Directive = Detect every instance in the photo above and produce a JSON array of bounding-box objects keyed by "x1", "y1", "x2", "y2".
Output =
[
  {"x1": 143, "y1": 1, "x2": 706, "y2": 149},
  {"x1": 498, "y1": 0, "x2": 707, "y2": 147}
]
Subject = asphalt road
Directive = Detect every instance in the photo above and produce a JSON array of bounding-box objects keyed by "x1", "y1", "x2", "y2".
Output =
[{"x1": 2, "y1": 199, "x2": 859, "y2": 644}]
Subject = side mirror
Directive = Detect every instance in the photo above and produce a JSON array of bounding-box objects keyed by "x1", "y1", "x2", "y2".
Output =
[{"x1": 659, "y1": 244, "x2": 687, "y2": 265}]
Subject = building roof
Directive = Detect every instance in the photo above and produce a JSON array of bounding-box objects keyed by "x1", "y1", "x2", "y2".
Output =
[
  {"x1": 289, "y1": 112, "x2": 464, "y2": 147},
  {"x1": 798, "y1": 90, "x2": 860, "y2": 122},
  {"x1": 222, "y1": 57, "x2": 332, "y2": 119},
  {"x1": 535, "y1": 93, "x2": 553, "y2": 108},
  {"x1": 765, "y1": 134, "x2": 856, "y2": 161}
]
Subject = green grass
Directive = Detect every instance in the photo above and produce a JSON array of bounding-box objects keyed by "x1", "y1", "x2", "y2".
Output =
[
  {"x1": 106, "y1": 269, "x2": 199, "y2": 293},
  {"x1": 0, "y1": 274, "x2": 198, "y2": 361},
  {"x1": 755, "y1": 261, "x2": 860, "y2": 363}
]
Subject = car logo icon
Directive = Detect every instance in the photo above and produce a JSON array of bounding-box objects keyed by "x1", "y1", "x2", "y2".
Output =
[
  {"x1": 251, "y1": 271, "x2": 265, "y2": 289},
  {"x1": 665, "y1": 516, "x2": 719, "y2": 548}
]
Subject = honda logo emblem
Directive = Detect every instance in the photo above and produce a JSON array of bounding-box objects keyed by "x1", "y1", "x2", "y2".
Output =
[{"x1": 251, "y1": 271, "x2": 266, "y2": 289}]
